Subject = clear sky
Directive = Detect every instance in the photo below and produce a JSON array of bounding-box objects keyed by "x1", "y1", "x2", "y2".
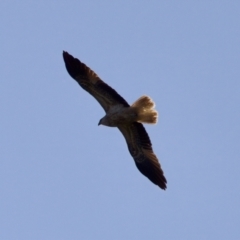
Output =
[{"x1": 1, "y1": 1, "x2": 240, "y2": 239}]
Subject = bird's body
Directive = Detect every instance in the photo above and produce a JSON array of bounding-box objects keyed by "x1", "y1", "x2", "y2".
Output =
[
  {"x1": 63, "y1": 51, "x2": 167, "y2": 189},
  {"x1": 99, "y1": 104, "x2": 137, "y2": 127}
]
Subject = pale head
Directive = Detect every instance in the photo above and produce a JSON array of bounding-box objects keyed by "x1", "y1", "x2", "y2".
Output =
[{"x1": 98, "y1": 116, "x2": 109, "y2": 126}]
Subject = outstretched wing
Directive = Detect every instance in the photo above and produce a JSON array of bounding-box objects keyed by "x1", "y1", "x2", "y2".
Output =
[
  {"x1": 63, "y1": 51, "x2": 129, "y2": 112},
  {"x1": 118, "y1": 123, "x2": 167, "y2": 189}
]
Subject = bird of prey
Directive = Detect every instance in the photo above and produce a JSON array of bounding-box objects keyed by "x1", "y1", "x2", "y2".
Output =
[{"x1": 63, "y1": 51, "x2": 167, "y2": 190}]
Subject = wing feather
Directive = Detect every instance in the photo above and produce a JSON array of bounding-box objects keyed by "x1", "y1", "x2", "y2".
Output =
[
  {"x1": 118, "y1": 123, "x2": 167, "y2": 189},
  {"x1": 63, "y1": 51, "x2": 129, "y2": 112}
]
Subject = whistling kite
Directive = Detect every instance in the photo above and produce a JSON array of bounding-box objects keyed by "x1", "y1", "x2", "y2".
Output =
[{"x1": 63, "y1": 51, "x2": 167, "y2": 189}]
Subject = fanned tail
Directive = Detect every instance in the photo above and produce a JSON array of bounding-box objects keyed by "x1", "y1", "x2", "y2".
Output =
[{"x1": 131, "y1": 96, "x2": 158, "y2": 124}]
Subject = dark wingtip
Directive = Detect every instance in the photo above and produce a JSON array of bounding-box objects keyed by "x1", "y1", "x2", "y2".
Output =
[
  {"x1": 154, "y1": 175, "x2": 167, "y2": 190},
  {"x1": 135, "y1": 161, "x2": 167, "y2": 190},
  {"x1": 62, "y1": 51, "x2": 84, "y2": 79},
  {"x1": 155, "y1": 172, "x2": 167, "y2": 190},
  {"x1": 161, "y1": 178, "x2": 167, "y2": 190},
  {"x1": 159, "y1": 173, "x2": 167, "y2": 190}
]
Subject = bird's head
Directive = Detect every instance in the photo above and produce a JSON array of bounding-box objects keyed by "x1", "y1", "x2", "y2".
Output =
[
  {"x1": 98, "y1": 116, "x2": 111, "y2": 126},
  {"x1": 98, "y1": 118, "x2": 103, "y2": 126}
]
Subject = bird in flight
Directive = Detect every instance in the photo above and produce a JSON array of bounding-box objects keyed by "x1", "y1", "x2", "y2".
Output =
[{"x1": 63, "y1": 51, "x2": 167, "y2": 189}]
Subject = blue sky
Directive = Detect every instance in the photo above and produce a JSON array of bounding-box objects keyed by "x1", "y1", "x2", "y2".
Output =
[{"x1": 1, "y1": 1, "x2": 240, "y2": 239}]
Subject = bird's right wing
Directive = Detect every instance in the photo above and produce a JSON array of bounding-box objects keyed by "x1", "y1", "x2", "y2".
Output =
[
  {"x1": 63, "y1": 51, "x2": 129, "y2": 112},
  {"x1": 118, "y1": 122, "x2": 167, "y2": 189}
]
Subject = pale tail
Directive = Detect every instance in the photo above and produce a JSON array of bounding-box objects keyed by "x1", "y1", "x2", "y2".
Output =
[{"x1": 131, "y1": 96, "x2": 158, "y2": 124}]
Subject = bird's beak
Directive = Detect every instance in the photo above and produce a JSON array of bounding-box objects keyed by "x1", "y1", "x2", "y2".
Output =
[{"x1": 98, "y1": 120, "x2": 101, "y2": 126}]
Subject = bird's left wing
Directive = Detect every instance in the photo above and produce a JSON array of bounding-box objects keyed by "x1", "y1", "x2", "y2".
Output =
[
  {"x1": 63, "y1": 51, "x2": 129, "y2": 112},
  {"x1": 118, "y1": 123, "x2": 167, "y2": 189}
]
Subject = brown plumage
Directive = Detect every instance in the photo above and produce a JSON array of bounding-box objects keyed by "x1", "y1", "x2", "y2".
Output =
[{"x1": 62, "y1": 51, "x2": 167, "y2": 190}]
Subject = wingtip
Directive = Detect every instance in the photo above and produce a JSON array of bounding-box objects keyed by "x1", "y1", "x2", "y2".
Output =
[
  {"x1": 155, "y1": 174, "x2": 167, "y2": 190},
  {"x1": 62, "y1": 50, "x2": 70, "y2": 61},
  {"x1": 159, "y1": 179, "x2": 167, "y2": 190},
  {"x1": 62, "y1": 51, "x2": 81, "y2": 79}
]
